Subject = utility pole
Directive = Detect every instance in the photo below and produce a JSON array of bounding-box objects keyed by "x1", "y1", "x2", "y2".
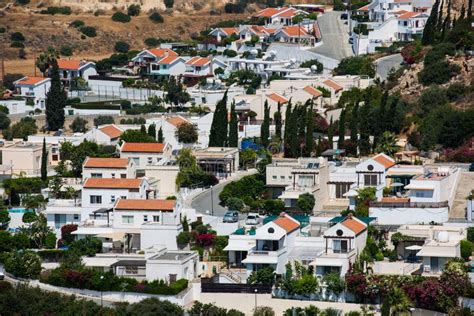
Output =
[{"x1": 1, "y1": 55, "x2": 4, "y2": 82}]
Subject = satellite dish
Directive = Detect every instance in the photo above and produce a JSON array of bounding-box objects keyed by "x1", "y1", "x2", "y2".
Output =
[{"x1": 310, "y1": 65, "x2": 317, "y2": 71}]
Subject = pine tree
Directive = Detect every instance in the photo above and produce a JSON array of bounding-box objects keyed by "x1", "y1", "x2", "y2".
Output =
[
  {"x1": 328, "y1": 117, "x2": 334, "y2": 150},
  {"x1": 274, "y1": 103, "x2": 282, "y2": 140},
  {"x1": 147, "y1": 124, "x2": 156, "y2": 139},
  {"x1": 228, "y1": 101, "x2": 238, "y2": 147},
  {"x1": 45, "y1": 59, "x2": 67, "y2": 131},
  {"x1": 422, "y1": 0, "x2": 440, "y2": 45},
  {"x1": 260, "y1": 100, "x2": 270, "y2": 147},
  {"x1": 284, "y1": 101, "x2": 293, "y2": 157},
  {"x1": 209, "y1": 91, "x2": 228, "y2": 147},
  {"x1": 305, "y1": 100, "x2": 314, "y2": 157},
  {"x1": 41, "y1": 138, "x2": 47, "y2": 181},
  {"x1": 337, "y1": 109, "x2": 346, "y2": 149},
  {"x1": 157, "y1": 126, "x2": 164, "y2": 143},
  {"x1": 140, "y1": 124, "x2": 147, "y2": 134}
]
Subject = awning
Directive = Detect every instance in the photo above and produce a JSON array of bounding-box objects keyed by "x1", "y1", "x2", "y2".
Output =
[
  {"x1": 242, "y1": 256, "x2": 279, "y2": 265},
  {"x1": 404, "y1": 184, "x2": 435, "y2": 190},
  {"x1": 96, "y1": 232, "x2": 125, "y2": 241},
  {"x1": 405, "y1": 245, "x2": 422, "y2": 251},
  {"x1": 224, "y1": 240, "x2": 255, "y2": 252}
]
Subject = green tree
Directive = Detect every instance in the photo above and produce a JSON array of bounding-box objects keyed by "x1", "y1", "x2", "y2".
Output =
[
  {"x1": 226, "y1": 197, "x2": 245, "y2": 211},
  {"x1": 35, "y1": 47, "x2": 59, "y2": 76},
  {"x1": 166, "y1": 76, "x2": 190, "y2": 106},
  {"x1": 247, "y1": 266, "x2": 275, "y2": 285},
  {"x1": 157, "y1": 126, "x2": 164, "y2": 143},
  {"x1": 305, "y1": 101, "x2": 314, "y2": 156},
  {"x1": 3, "y1": 117, "x2": 37, "y2": 140},
  {"x1": 0, "y1": 209, "x2": 10, "y2": 230},
  {"x1": 375, "y1": 131, "x2": 399, "y2": 156},
  {"x1": 176, "y1": 122, "x2": 198, "y2": 144},
  {"x1": 93, "y1": 115, "x2": 114, "y2": 126},
  {"x1": 422, "y1": 0, "x2": 440, "y2": 45},
  {"x1": 40, "y1": 138, "x2": 48, "y2": 181},
  {"x1": 69, "y1": 117, "x2": 88, "y2": 133},
  {"x1": 283, "y1": 101, "x2": 293, "y2": 157},
  {"x1": 260, "y1": 100, "x2": 270, "y2": 147},
  {"x1": 297, "y1": 193, "x2": 315, "y2": 213},
  {"x1": 328, "y1": 117, "x2": 334, "y2": 148},
  {"x1": 45, "y1": 59, "x2": 67, "y2": 131},
  {"x1": 120, "y1": 130, "x2": 156, "y2": 143},
  {"x1": 274, "y1": 103, "x2": 282, "y2": 140},
  {"x1": 4, "y1": 250, "x2": 42, "y2": 278},
  {"x1": 337, "y1": 109, "x2": 346, "y2": 149},
  {"x1": 228, "y1": 102, "x2": 238, "y2": 147},
  {"x1": 286, "y1": 103, "x2": 299, "y2": 158},
  {"x1": 355, "y1": 187, "x2": 376, "y2": 217},
  {"x1": 263, "y1": 199, "x2": 286, "y2": 215},
  {"x1": 460, "y1": 240, "x2": 473, "y2": 261},
  {"x1": 127, "y1": 4, "x2": 140, "y2": 16},
  {"x1": 0, "y1": 112, "x2": 11, "y2": 130},
  {"x1": 164, "y1": 0, "x2": 174, "y2": 9},
  {"x1": 147, "y1": 123, "x2": 156, "y2": 139},
  {"x1": 209, "y1": 92, "x2": 228, "y2": 147},
  {"x1": 294, "y1": 274, "x2": 319, "y2": 296},
  {"x1": 334, "y1": 56, "x2": 376, "y2": 77},
  {"x1": 114, "y1": 41, "x2": 130, "y2": 53}
]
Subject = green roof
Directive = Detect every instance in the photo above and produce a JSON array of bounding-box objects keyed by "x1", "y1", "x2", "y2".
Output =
[{"x1": 329, "y1": 216, "x2": 376, "y2": 225}]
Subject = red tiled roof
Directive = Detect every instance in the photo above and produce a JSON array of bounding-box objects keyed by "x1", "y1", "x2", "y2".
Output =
[
  {"x1": 166, "y1": 116, "x2": 188, "y2": 127},
  {"x1": 394, "y1": 9, "x2": 409, "y2": 14},
  {"x1": 303, "y1": 86, "x2": 323, "y2": 98},
  {"x1": 397, "y1": 11, "x2": 421, "y2": 19},
  {"x1": 186, "y1": 56, "x2": 210, "y2": 67},
  {"x1": 282, "y1": 25, "x2": 309, "y2": 37},
  {"x1": 115, "y1": 199, "x2": 175, "y2": 211},
  {"x1": 57, "y1": 59, "x2": 82, "y2": 70},
  {"x1": 278, "y1": 8, "x2": 300, "y2": 18},
  {"x1": 373, "y1": 153, "x2": 396, "y2": 169},
  {"x1": 255, "y1": 7, "x2": 286, "y2": 17},
  {"x1": 121, "y1": 142, "x2": 166, "y2": 153},
  {"x1": 267, "y1": 93, "x2": 289, "y2": 104},
  {"x1": 99, "y1": 125, "x2": 123, "y2": 139},
  {"x1": 84, "y1": 157, "x2": 129, "y2": 169},
  {"x1": 381, "y1": 197, "x2": 410, "y2": 203},
  {"x1": 148, "y1": 48, "x2": 178, "y2": 58},
  {"x1": 322, "y1": 79, "x2": 343, "y2": 92},
  {"x1": 157, "y1": 55, "x2": 180, "y2": 65},
  {"x1": 83, "y1": 178, "x2": 142, "y2": 189},
  {"x1": 341, "y1": 216, "x2": 366, "y2": 235},
  {"x1": 274, "y1": 215, "x2": 300, "y2": 233},
  {"x1": 358, "y1": 4, "x2": 370, "y2": 11},
  {"x1": 14, "y1": 77, "x2": 49, "y2": 86},
  {"x1": 220, "y1": 27, "x2": 239, "y2": 36}
]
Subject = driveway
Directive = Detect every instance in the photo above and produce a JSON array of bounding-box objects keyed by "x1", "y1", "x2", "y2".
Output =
[
  {"x1": 375, "y1": 54, "x2": 403, "y2": 80},
  {"x1": 309, "y1": 11, "x2": 353, "y2": 60}
]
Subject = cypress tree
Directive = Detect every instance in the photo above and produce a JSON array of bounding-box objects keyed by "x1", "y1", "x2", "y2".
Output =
[
  {"x1": 289, "y1": 106, "x2": 299, "y2": 158},
  {"x1": 350, "y1": 104, "x2": 359, "y2": 143},
  {"x1": 228, "y1": 101, "x2": 238, "y2": 147},
  {"x1": 467, "y1": 0, "x2": 472, "y2": 23},
  {"x1": 298, "y1": 103, "x2": 307, "y2": 140},
  {"x1": 148, "y1": 124, "x2": 156, "y2": 139},
  {"x1": 305, "y1": 100, "x2": 314, "y2": 157},
  {"x1": 140, "y1": 124, "x2": 147, "y2": 134},
  {"x1": 284, "y1": 101, "x2": 293, "y2": 157},
  {"x1": 157, "y1": 126, "x2": 164, "y2": 143},
  {"x1": 358, "y1": 101, "x2": 372, "y2": 156},
  {"x1": 337, "y1": 109, "x2": 346, "y2": 149},
  {"x1": 41, "y1": 138, "x2": 47, "y2": 181},
  {"x1": 422, "y1": 0, "x2": 440, "y2": 45},
  {"x1": 45, "y1": 59, "x2": 67, "y2": 131},
  {"x1": 260, "y1": 100, "x2": 270, "y2": 147},
  {"x1": 316, "y1": 136, "x2": 323, "y2": 156},
  {"x1": 209, "y1": 91, "x2": 228, "y2": 147},
  {"x1": 328, "y1": 117, "x2": 334, "y2": 149},
  {"x1": 274, "y1": 103, "x2": 282, "y2": 140}
]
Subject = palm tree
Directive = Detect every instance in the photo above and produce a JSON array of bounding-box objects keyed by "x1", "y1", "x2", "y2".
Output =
[
  {"x1": 387, "y1": 287, "x2": 412, "y2": 315},
  {"x1": 35, "y1": 47, "x2": 59, "y2": 77},
  {"x1": 376, "y1": 131, "x2": 399, "y2": 156}
]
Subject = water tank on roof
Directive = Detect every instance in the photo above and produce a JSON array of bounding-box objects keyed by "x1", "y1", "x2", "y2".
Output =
[
  {"x1": 437, "y1": 231, "x2": 449, "y2": 243},
  {"x1": 250, "y1": 49, "x2": 258, "y2": 56},
  {"x1": 310, "y1": 65, "x2": 318, "y2": 72}
]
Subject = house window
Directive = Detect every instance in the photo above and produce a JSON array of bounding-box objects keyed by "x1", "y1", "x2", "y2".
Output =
[
  {"x1": 125, "y1": 266, "x2": 138, "y2": 274},
  {"x1": 91, "y1": 173, "x2": 102, "y2": 178},
  {"x1": 333, "y1": 239, "x2": 349, "y2": 253},
  {"x1": 280, "y1": 176, "x2": 285, "y2": 180},
  {"x1": 111, "y1": 173, "x2": 115, "y2": 178},
  {"x1": 152, "y1": 215, "x2": 160, "y2": 222},
  {"x1": 147, "y1": 157, "x2": 153, "y2": 164},
  {"x1": 73, "y1": 214, "x2": 79, "y2": 221},
  {"x1": 121, "y1": 174, "x2": 126, "y2": 178},
  {"x1": 336, "y1": 183, "x2": 352, "y2": 199},
  {"x1": 111, "y1": 195, "x2": 116, "y2": 203},
  {"x1": 143, "y1": 215, "x2": 148, "y2": 222},
  {"x1": 122, "y1": 215, "x2": 134, "y2": 224},
  {"x1": 272, "y1": 176, "x2": 277, "y2": 180},
  {"x1": 90, "y1": 195, "x2": 102, "y2": 204},
  {"x1": 364, "y1": 174, "x2": 378, "y2": 186},
  {"x1": 121, "y1": 196, "x2": 127, "y2": 200}
]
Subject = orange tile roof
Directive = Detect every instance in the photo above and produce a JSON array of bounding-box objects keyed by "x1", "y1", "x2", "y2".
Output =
[
  {"x1": 278, "y1": 8, "x2": 300, "y2": 18},
  {"x1": 255, "y1": 7, "x2": 286, "y2": 17},
  {"x1": 220, "y1": 27, "x2": 239, "y2": 35},
  {"x1": 342, "y1": 216, "x2": 366, "y2": 235},
  {"x1": 322, "y1": 79, "x2": 343, "y2": 92},
  {"x1": 157, "y1": 55, "x2": 180, "y2": 65},
  {"x1": 373, "y1": 153, "x2": 395, "y2": 169},
  {"x1": 394, "y1": 0, "x2": 411, "y2": 3},
  {"x1": 381, "y1": 197, "x2": 410, "y2": 203},
  {"x1": 84, "y1": 178, "x2": 142, "y2": 189},
  {"x1": 186, "y1": 56, "x2": 210, "y2": 67},
  {"x1": 121, "y1": 142, "x2": 166, "y2": 153},
  {"x1": 115, "y1": 199, "x2": 175, "y2": 211},
  {"x1": 358, "y1": 4, "x2": 370, "y2": 11},
  {"x1": 166, "y1": 116, "x2": 188, "y2": 127},
  {"x1": 57, "y1": 59, "x2": 82, "y2": 70},
  {"x1": 398, "y1": 11, "x2": 420, "y2": 19},
  {"x1": 148, "y1": 48, "x2": 178, "y2": 58},
  {"x1": 303, "y1": 86, "x2": 323, "y2": 98},
  {"x1": 99, "y1": 125, "x2": 123, "y2": 139},
  {"x1": 14, "y1": 76, "x2": 49, "y2": 86},
  {"x1": 274, "y1": 215, "x2": 300, "y2": 233},
  {"x1": 84, "y1": 157, "x2": 129, "y2": 169},
  {"x1": 267, "y1": 93, "x2": 289, "y2": 104},
  {"x1": 394, "y1": 9, "x2": 409, "y2": 14},
  {"x1": 282, "y1": 25, "x2": 309, "y2": 37}
]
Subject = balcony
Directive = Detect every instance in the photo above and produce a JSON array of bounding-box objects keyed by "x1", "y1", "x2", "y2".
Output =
[
  {"x1": 243, "y1": 247, "x2": 287, "y2": 265},
  {"x1": 369, "y1": 201, "x2": 449, "y2": 208},
  {"x1": 25, "y1": 92, "x2": 35, "y2": 97}
]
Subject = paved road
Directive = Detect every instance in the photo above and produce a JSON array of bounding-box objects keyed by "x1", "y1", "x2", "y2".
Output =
[
  {"x1": 375, "y1": 54, "x2": 403, "y2": 81},
  {"x1": 191, "y1": 184, "x2": 227, "y2": 217},
  {"x1": 310, "y1": 11, "x2": 353, "y2": 60}
]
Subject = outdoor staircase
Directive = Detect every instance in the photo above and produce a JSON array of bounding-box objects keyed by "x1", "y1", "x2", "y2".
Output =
[
  {"x1": 220, "y1": 269, "x2": 243, "y2": 284},
  {"x1": 449, "y1": 172, "x2": 474, "y2": 221}
]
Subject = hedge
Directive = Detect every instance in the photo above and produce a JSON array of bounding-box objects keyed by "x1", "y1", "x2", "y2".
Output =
[
  {"x1": 71, "y1": 102, "x2": 121, "y2": 110},
  {"x1": 40, "y1": 6, "x2": 72, "y2": 15}
]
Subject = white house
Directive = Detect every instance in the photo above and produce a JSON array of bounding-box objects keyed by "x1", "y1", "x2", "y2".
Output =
[
  {"x1": 254, "y1": 7, "x2": 307, "y2": 26},
  {"x1": 184, "y1": 57, "x2": 212, "y2": 78},
  {"x1": 83, "y1": 124, "x2": 124, "y2": 145},
  {"x1": 82, "y1": 178, "x2": 150, "y2": 208},
  {"x1": 57, "y1": 59, "x2": 97, "y2": 85},
  {"x1": 153, "y1": 55, "x2": 186, "y2": 78},
  {"x1": 417, "y1": 232, "x2": 461, "y2": 274},
  {"x1": 146, "y1": 248, "x2": 199, "y2": 282},
  {"x1": 82, "y1": 157, "x2": 136, "y2": 179},
  {"x1": 13, "y1": 76, "x2": 51, "y2": 110},
  {"x1": 131, "y1": 48, "x2": 183, "y2": 78},
  {"x1": 119, "y1": 142, "x2": 172, "y2": 171},
  {"x1": 209, "y1": 27, "x2": 239, "y2": 42},
  {"x1": 273, "y1": 25, "x2": 318, "y2": 46}
]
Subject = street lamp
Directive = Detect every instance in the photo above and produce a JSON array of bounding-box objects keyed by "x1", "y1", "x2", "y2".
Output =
[
  {"x1": 100, "y1": 275, "x2": 104, "y2": 307},
  {"x1": 210, "y1": 185, "x2": 214, "y2": 216},
  {"x1": 254, "y1": 288, "x2": 258, "y2": 311}
]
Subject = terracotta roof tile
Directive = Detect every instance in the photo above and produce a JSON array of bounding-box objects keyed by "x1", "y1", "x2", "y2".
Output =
[
  {"x1": 274, "y1": 215, "x2": 300, "y2": 233},
  {"x1": 84, "y1": 158, "x2": 129, "y2": 169},
  {"x1": 186, "y1": 56, "x2": 210, "y2": 66},
  {"x1": 373, "y1": 153, "x2": 395, "y2": 169},
  {"x1": 358, "y1": 4, "x2": 370, "y2": 11},
  {"x1": 303, "y1": 86, "x2": 323, "y2": 98},
  {"x1": 282, "y1": 25, "x2": 309, "y2": 37},
  {"x1": 121, "y1": 142, "x2": 166, "y2": 153},
  {"x1": 322, "y1": 79, "x2": 343, "y2": 92},
  {"x1": 84, "y1": 178, "x2": 142, "y2": 189},
  {"x1": 157, "y1": 55, "x2": 180, "y2": 65},
  {"x1": 148, "y1": 48, "x2": 178, "y2": 58},
  {"x1": 220, "y1": 27, "x2": 239, "y2": 35},
  {"x1": 115, "y1": 199, "x2": 175, "y2": 211},
  {"x1": 255, "y1": 7, "x2": 286, "y2": 17},
  {"x1": 14, "y1": 77, "x2": 50, "y2": 86},
  {"x1": 341, "y1": 216, "x2": 366, "y2": 235},
  {"x1": 267, "y1": 93, "x2": 289, "y2": 104},
  {"x1": 99, "y1": 125, "x2": 123, "y2": 139},
  {"x1": 278, "y1": 8, "x2": 300, "y2": 18},
  {"x1": 57, "y1": 59, "x2": 82, "y2": 70},
  {"x1": 397, "y1": 11, "x2": 420, "y2": 19},
  {"x1": 381, "y1": 197, "x2": 410, "y2": 203},
  {"x1": 166, "y1": 116, "x2": 188, "y2": 127}
]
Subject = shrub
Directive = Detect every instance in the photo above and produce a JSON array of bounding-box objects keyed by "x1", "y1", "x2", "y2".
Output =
[
  {"x1": 446, "y1": 82, "x2": 468, "y2": 102},
  {"x1": 164, "y1": 0, "x2": 174, "y2": 9},
  {"x1": 223, "y1": 49, "x2": 237, "y2": 57},
  {"x1": 93, "y1": 115, "x2": 114, "y2": 126},
  {"x1": 300, "y1": 59, "x2": 323, "y2": 73},
  {"x1": 253, "y1": 306, "x2": 275, "y2": 316},
  {"x1": 10, "y1": 32, "x2": 25, "y2": 42},
  {"x1": 16, "y1": 0, "x2": 30, "y2": 5},
  {"x1": 176, "y1": 231, "x2": 191, "y2": 246},
  {"x1": 79, "y1": 26, "x2": 97, "y2": 37},
  {"x1": 149, "y1": 11, "x2": 164, "y2": 23},
  {"x1": 69, "y1": 20, "x2": 84, "y2": 28},
  {"x1": 460, "y1": 240, "x2": 473, "y2": 261},
  {"x1": 4, "y1": 250, "x2": 42, "y2": 278},
  {"x1": 112, "y1": 11, "x2": 131, "y2": 23},
  {"x1": 114, "y1": 41, "x2": 130, "y2": 53},
  {"x1": 144, "y1": 37, "x2": 160, "y2": 47},
  {"x1": 418, "y1": 60, "x2": 460, "y2": 86},
  {"x1": 60, "y1": 45, "x2": 73, "y2": 56},
  {"x1": 69, "y1": 117, "x2": 88, "y2": 133},
  {"x1": 127, "y1": 4, "x2": 141, "y2": 16},
  {"x1": 0, "y1": 27, "x2": 6, "y2": 33},
  {"x1": 40, "y1": 6, "x2": 72, "y2": 15},
  {"x1": 334, "y1": 56, "x2": 376, "y2": 77},
  {"x1": 10, "y1": 41, "x2": 24, "y2": 48}
]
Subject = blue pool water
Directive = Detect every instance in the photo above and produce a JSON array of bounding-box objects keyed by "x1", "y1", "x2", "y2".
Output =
[{"x1": 8, "y1": 208, "x2": 31, "y2": 213}]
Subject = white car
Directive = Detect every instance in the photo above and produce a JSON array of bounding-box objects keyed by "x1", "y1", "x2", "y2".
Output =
[{"x1": 245, "y1": 213, "x2": 260, "y2": 226}]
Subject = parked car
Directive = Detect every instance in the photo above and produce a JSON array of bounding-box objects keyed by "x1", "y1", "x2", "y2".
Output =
[
  {"x1": 245, "y1": 213, "x2": 260, "y2": 226},
  {"x1": 340, "y1": 13, "x2": 348, "y2": 20},
  {"x1": 469, "y1": 163, "x2": 474, "y2": 172},
  {"x1": 223, "y1": 211, "x2": 239, "y2": 223}
]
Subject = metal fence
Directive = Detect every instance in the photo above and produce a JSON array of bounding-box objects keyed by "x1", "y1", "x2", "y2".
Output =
[
  {"x1": 201, "y1": 277, "x2": 272, "y2": 293},
  {"x1": 69, "y1": 85, "x2": 164, "y2": 102}
]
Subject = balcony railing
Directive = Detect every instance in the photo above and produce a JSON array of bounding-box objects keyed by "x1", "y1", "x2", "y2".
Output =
[
  {"x1": 369, "y1": 201, "x2": 449, "y2": 208},
  {"x1": 248, "y1": 247, "x2": 287, "y2": 257}
]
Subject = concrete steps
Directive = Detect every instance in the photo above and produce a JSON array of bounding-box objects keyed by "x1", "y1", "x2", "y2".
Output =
[{"x1": 449, "y1": 172, "x2": 474, "y2": 220}]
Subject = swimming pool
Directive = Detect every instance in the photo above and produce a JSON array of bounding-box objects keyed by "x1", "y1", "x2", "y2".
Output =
[{"x1": 8, "y1": 208, "x2": 32, "y2": 213}]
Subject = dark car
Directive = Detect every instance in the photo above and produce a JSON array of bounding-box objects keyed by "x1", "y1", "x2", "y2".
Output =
[
  {"x1": 469, "y1": 163, "x2": 474, "y2": 172},
  {"x1": 223, "y1": 211, "x2": 239, "y2": 223},
  {"x1": 340, "y1": 13, "x2": 348, "y2": 20}
]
